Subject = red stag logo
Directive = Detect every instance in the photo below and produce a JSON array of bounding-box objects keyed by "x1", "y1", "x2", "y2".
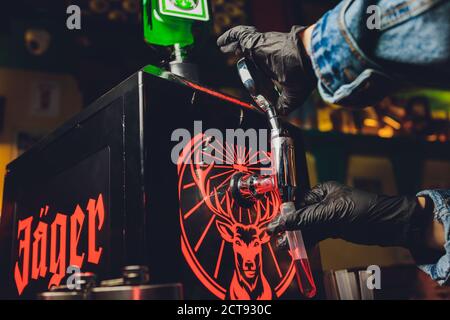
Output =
[
  {"x1": 192, "y1": 160, "x2": 279, "y2": 300},
  {"x1": 177, "y1": 134, "x2": 296, "y2": 300}
]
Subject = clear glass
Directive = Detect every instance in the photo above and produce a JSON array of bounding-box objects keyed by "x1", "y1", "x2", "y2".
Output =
[{"x1": 281, "y1": 203, "x2": 317, "y2": 298}]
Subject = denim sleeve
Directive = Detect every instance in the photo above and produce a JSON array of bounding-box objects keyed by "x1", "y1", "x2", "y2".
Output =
[
  {"x1": 416, "y1": 189, "x2": 450, "y2": 285},
  {"x1": 309, "y1": 0, "x2": 450, "y2": 107}
]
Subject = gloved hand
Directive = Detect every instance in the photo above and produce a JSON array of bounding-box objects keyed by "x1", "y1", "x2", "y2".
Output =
[
  {"x1": 267, "y1": 181, "x2": 429, "y2": 249},
  {"x1": 217, "y1": 25, "x2": 317, "y2": 115}
]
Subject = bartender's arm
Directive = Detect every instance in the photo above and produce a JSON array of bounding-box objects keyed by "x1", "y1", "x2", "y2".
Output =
[
  {"x1": 217, "y1": 0, "x2": 450, "y2": 110},
  {"x1": 419, "y1": 197, "x2": 445, "y2": 251},
  {"x1": 266, "y1": 182, "x2": 450, "y2": 285},
  {"x1": 217, "y1": 0, "x2": 450, "y2": 285}
]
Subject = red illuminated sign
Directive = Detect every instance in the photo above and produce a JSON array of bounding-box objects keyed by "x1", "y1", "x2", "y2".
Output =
[
  {"x1": 177, "y1": 134, "x2": 295, "y2": 300},
  {"x1": 182, "y1": 80, "x2": 259, "y2": 112},
  {"x1": 14, "y1": 194, "x2": 105, "y2": 295}
]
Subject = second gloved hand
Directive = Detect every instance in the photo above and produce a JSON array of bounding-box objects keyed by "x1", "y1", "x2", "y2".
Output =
[
  {"x1": 267, "y1": 181, "x2": 426, "y2": 248},
  {"x1": 217, "y1": 25, "x2": 317, "y2": 115}
]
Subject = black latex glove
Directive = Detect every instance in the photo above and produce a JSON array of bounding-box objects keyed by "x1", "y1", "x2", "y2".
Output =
[
  {"x1": 267, "y1": 181, "x2": 428, "y2": 249},
  {"x1": 217, "y1": 25, "x2": 317, "y2": 115}
]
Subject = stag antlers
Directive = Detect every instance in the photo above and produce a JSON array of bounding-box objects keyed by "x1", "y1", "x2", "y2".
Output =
[{"x1": 190, "y1": 138, "x2": 280, "y2": 227}]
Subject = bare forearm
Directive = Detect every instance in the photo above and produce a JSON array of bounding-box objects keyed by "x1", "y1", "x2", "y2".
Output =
[
  {"x1": 418, "y1": 196, "x2": 445, "y2": 251},
  {"x1": 298, "y1": 24, "x2": 314, "y2": 57}
]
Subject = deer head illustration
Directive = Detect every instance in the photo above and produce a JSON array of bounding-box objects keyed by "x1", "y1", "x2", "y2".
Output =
[{"x1": 191, "y1": 159, "x2": 279, "y2": 300}]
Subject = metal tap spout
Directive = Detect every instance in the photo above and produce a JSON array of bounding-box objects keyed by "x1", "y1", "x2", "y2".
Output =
[{"x1": 235, "y1": 58, "x2": 297, "y2": 204}]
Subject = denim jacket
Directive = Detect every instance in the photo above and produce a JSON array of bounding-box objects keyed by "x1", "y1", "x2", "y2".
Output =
[
  {"x1": 310, "y1": 0, "x2": 450, "y2": 107},
  {"x1": 416, "y1": 190, "x2": 450, "y2": 285},
  {"x1": 309, "y1": 0, "x2": 450, "y2": 284}
]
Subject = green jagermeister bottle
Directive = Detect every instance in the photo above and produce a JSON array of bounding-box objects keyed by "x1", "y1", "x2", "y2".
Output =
[{"x1": 142, "y1": 0, "x2": 194, "y2": 47}]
